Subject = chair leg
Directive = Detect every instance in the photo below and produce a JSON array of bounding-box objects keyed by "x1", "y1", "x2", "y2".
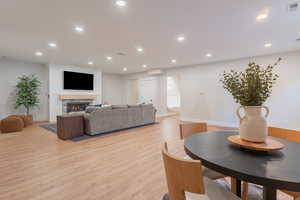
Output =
[
  {"x1": 231, "y1": 178, "x2": 237, "y2": 194},
  {"x1": 242, "y1": 182, "x2": 249, "y2": 200},
  {"x1": 230, "y1": 178, "x2": 248, "y2": 200}
]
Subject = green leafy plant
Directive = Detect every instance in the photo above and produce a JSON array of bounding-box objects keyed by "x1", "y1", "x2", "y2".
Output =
[
  {"x1": 220, "y1": 58, "x2": 281, "y2": 106},
  {"x1": 15, "y1": 75, "x2": 41, "y2": 115}
]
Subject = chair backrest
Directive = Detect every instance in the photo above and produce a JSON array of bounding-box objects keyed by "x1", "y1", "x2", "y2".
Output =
[
  {"x1": 162, "y1": 142, "x2": 205, "y2": 200},
  {"x1": 268, "y1": 127, "x2": 300, "y2": 143},
  {"x1": 179, "y1": 122, "x2": 207, "y2": 140}
]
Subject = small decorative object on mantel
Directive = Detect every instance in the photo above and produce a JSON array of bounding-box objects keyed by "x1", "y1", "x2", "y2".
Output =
[{"x1": 220, "y1": 58, "x2": 282, "y2": 143}]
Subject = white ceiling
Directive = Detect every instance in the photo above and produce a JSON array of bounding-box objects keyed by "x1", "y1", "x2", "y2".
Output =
[{"x1": 0, "y1": 0, "x2": 299, "y2": 74}]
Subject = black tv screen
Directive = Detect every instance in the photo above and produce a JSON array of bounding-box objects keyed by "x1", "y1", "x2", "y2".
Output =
[{"x1": 63, "y1": 71, "x2": 94, "y2": 90}]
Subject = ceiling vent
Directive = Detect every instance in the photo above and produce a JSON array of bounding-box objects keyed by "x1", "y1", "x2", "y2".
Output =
[{"x1": 288, "y1": 2, "x2": 299, "y2": 12}]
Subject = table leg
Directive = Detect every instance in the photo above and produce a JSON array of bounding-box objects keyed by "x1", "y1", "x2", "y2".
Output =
[{"x1": 263, "y1": 186, "x2": 277, "y2": 200}]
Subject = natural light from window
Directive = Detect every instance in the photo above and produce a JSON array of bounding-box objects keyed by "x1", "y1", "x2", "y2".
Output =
[{"x1": 167, "y1": 76, "x2": 180, "y2": 108}]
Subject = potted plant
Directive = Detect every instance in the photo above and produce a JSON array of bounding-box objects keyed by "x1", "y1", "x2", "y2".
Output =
[
  {"x1": 220, "y1": 58, "x2": 281, "y2": 142},
  {"x1": 15, "y1": 75, "x2": 41, "y2": 125}
]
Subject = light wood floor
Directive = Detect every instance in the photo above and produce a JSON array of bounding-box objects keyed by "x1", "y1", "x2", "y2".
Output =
[{"x1": 0, "y1": 116, "x2": 291, "y2": 200}]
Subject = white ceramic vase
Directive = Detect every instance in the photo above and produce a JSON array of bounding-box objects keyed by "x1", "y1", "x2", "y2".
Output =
[{"x1": 236, "y1": 106, "x2": 269, "y2": 143}]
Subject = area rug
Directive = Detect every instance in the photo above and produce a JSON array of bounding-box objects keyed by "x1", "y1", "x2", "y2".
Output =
[{"x1": 40, "y1": 122, "x2": 159, "y2": 142}]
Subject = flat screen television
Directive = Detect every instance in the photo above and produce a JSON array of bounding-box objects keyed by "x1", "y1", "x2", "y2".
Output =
[{"x1": 63, "y1": 71, "x2": 94, "y2": 90}]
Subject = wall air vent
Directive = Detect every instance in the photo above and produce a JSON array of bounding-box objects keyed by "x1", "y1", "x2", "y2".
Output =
[
  {"x1": 288, "y1": 2, "x2": 299, "y2": 12},
  {"x1": 296, "y1": 38, "x2": 300, "y2": 42}
]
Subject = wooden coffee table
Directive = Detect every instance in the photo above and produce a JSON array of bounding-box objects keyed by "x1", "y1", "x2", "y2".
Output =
[{"x1": 57, "y1": 114, "x2": 85, "y2": 140}]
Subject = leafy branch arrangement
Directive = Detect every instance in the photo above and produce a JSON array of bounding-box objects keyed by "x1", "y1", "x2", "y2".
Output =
[
  {"x1": 15, "y1": 75, "x2": 41, "y2": 115},
  {"x1": 220, "y1": 58, "x2": 281, "y2": 106}
]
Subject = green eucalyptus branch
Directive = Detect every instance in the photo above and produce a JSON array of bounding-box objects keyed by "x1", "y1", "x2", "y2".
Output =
[{"x1": 220, "y1": 58, "x2": 281, "y2": 106}]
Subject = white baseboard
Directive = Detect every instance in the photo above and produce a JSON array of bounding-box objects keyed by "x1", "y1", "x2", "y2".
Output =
[{"x1": 180, "y1": 117, "x2": 238, "y2": 128}]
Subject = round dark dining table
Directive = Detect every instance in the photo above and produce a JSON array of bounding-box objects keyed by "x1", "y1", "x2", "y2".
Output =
[{"x1": 184, "y1": 131, "x2": 300, "y2": 200}]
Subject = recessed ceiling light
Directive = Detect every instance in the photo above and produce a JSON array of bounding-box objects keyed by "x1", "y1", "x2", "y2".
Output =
[
  {"x1": 48, "y1": 42, "x2": 57, "y2": 48},
  {"x1": 256, "y1": 13, "x2": 268, "y2": 22},
  {"x1": 88, "y1": 61, "x2": 94, "y2": 65},
  {"x1": 123, "y1": 67, "x2": 127, "y2": 71},
  {"x1": 106, "y1": 56, "x2": 112, "y2": 60},
  {"x1": 177, "y1": 36, "x2": 185, "y2": 42},
  {"x1": 142, "y1": 64, "x2": 147, "y2": 68},
  {"x1": 116, "y1": 0, "x2": 127, "y2": 7},
  {"x1": 171, "y1": 59, "x2": 177, "y2": 63},
  {"x1": 206, "y1": 53, "x2": 212, "y2": 57},
  {"x1": 35, "y1": 51, "x2": 43, "y2": 56},
  {"x1": 137, "y1": 47, "x2": 143, "y2": 52},
  {"x1": 74, "y1": 26, "x2": 84, "y2": 33},
  {"x1": 264, "y1": 43, "x2": 272, "y2": 48}
]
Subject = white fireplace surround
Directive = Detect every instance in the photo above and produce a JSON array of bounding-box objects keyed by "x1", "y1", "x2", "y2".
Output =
[{"x1": 48, "y1": 64, "x2": 102, "y2": 122}]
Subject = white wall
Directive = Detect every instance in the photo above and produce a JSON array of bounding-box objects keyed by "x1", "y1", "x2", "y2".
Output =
[
  {"x1": 48, "y1": 64, "x2": 102, "y2": 121},
  {"x1": 122, "y1": 73, "x2": 168, "y2": 116},
  {"x1": 122, "y1": 79, "x2": 139, "y2": 105},
  {"x1": 0, "y1": 58, "x2": 48, "y2": 121},
  {"x1": 168, "y1": 51, "x2": 300, "y2": 130},
  {"x1": 102, "y1": 73, "x2": 124, "y2": 105}
]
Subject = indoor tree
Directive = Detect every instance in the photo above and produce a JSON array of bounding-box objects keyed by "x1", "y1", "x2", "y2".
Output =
[{"x1": 15, "y1": 75, "x2": 41, "y2": 115}]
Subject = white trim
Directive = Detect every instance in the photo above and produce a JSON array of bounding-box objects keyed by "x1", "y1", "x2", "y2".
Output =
[{"x1": 157, "y1": 112, "x2": 177, "y2": 118}]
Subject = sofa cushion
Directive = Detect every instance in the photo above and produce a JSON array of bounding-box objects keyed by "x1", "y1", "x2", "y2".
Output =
[
  {"x1": 112, "y1": 105, "x2": 128, "y2": 109},
  {"x1": 140, "y1": 104, "x2": 153, "y2": 108},
  {"x1": 86, "y1": 106, "x2": 112, "y2": 113},
  {"x1": 99, "y1": 106, "x2": 112, "y2": 110},
  {"x1": 128, "y1": 104, "x2": 141, "y2": 108},
  {"x1": 85, "y1": 106, "x2": 99, "y2": 113}
]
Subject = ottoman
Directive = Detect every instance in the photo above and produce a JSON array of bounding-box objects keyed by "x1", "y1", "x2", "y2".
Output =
[
  {"x1": 9, "y1": 115, "x2": 33, "y2": 127},
  {"x1": 0, "y1": 117, "x2": 24, "y2": 133}
]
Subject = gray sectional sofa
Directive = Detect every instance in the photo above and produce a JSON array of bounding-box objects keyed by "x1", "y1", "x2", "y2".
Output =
[{"x1": 83, "y1": 104, "x2": 156, "y2": 135}]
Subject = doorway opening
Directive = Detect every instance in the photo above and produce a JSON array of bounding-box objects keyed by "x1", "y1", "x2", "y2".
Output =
[{"x1": 167, "y1": 76, "x2": 181, "y2": 113}]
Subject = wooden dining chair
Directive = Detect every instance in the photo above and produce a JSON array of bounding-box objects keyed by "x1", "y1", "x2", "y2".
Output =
[
  {"x1": 179, "y1": 122, "x2": 207, "y2": 140},
  {"x1": 162, "y1": 142, "x2": 241, "y2": 200},
  {"x1": 242, "y1": 126, "x2": 300, "y2": 200},
  {"x1": 269, "y1": 127, "x2": 300, "y2": 200},
  {"x1": 180, "y1": 122, "x2": 226, "y2": 180}
]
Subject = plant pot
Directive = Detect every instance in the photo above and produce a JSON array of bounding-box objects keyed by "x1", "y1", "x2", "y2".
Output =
[
  {"x1": 236, "y1": 106, "x2": 269, "y2": 143},
  {"x1": 24, "y1": 115, "x2": 33, "y2": 126}
]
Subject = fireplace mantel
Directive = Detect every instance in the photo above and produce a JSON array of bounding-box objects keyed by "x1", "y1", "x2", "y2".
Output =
[{"x1": 59, "y1": 95, "x2": 97, "y2": 100}]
